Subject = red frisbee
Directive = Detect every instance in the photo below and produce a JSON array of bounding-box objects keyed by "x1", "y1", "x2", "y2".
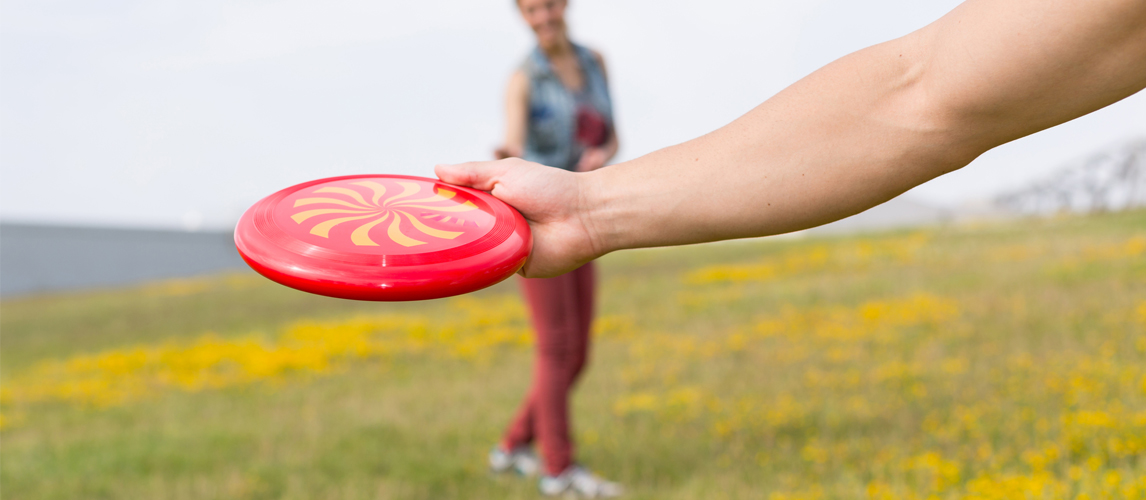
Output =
[{"x1": 234, "y1": 174, "x2": 531, "y2": 301}]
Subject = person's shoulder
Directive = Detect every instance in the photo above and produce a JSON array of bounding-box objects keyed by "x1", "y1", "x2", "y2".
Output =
[
  {"x1": 574, "y1": 42, "x2": 606, "y2": 65},
  {"x1": 507, "y1": 68, "x2": 529, "y2": 95},
  {"x1": 518, "y1": 47, "x2": 548, "y2": 77},
  {"x1": 581, "y1": 46, "x2": 608, "y2": 77},
  {"x1": 590, "y1": 49, "x2": 606, "y2": 68}
]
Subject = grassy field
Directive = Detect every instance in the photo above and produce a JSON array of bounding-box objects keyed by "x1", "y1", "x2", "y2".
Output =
[{"x1": 2, "y1": 210, "x2": 1144, "y2": 500}]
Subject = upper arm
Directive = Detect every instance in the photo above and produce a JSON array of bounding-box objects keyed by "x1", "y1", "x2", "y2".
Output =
[
  {"x1": 504, "y1": 69, "x2": 530, "y2": 152},
  {"x1": 915, "y1": 0, "x2": 1146, "y2": 151}
]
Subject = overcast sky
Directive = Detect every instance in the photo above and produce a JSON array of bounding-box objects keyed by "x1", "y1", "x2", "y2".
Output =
[{"x1": 2, "y1": 0, "x2": 1144, "y2": 230}]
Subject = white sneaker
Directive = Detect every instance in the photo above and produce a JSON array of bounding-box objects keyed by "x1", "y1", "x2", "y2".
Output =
[
  {"x1": 488, "y1": 445, "x2": 540, "y2": 476},
  {"x1": 539, "y1": 465, "x2": 623, "y2": 498}
]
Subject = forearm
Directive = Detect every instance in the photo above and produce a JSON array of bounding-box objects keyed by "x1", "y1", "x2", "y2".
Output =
[
  {"x1": 583, "y1": 36, "x2": 967, "y2": 253},
  {"x1": 583, "y1": 0, "x2": 1146, "y2": 255},
  {"x1": 576, "y1": 132, "x2": 620, "y2": 172},
  {"x1": 602, "y1": 131, "x2": 619, "y2": 163}
]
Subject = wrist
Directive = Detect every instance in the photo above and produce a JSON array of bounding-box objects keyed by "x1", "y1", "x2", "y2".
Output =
[{"x1": 578, "y1": 167, "x2": 624, "y2": 259}]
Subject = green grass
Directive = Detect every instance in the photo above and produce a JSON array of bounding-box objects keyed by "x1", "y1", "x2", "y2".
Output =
[{"x1": 2, "y1": 210, "x2": 1145, "y2": 499}]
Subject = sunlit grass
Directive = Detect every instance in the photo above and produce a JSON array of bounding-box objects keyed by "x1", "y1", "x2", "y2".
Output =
[{"x1": 2, "y1": 210, "x2": 1144, "y2": 499}]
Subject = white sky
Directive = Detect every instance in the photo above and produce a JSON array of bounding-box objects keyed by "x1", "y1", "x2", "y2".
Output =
[{"x1": 2, "y1": 0, "x2": 1144, "y2": 230}]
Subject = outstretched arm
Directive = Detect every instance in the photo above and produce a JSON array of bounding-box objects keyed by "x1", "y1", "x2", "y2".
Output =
[{"x1": 439, "y1": 0, "x2": 1146, "y2": 277}]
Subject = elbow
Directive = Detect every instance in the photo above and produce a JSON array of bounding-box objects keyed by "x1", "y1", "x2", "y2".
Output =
[{"x1": 881, "y1": 34, "x2": 993, "y2": 173}]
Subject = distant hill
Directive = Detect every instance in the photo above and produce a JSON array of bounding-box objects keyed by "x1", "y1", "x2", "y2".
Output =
[
  {"x1": 806, "y1": 195, "x2": 953, "y2": 236},
  {"x1": 0, "y1": 223, "x2": 245, "y2": 297}
]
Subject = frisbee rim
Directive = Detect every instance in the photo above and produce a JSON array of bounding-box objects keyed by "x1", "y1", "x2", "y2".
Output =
[{"x1": 234, "y1": 174, "x2": 531, "y2": 301}]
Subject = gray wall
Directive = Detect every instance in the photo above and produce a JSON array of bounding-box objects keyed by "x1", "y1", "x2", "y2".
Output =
[{"x1": 1, "y1": 223, "x2": 247, "y2": 297}]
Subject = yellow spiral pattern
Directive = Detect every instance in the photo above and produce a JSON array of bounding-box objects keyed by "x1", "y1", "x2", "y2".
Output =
[{"x1": 290, "y1": 181, "x2": 477, "y2": 247}]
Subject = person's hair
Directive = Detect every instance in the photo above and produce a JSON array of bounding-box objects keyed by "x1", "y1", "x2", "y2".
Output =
[{"x1": 516, "y1": 0, "x2": 568, "y2": 5}]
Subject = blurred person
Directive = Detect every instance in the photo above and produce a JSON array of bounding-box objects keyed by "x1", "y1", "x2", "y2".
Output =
[
  {"x1": 485, "y1": 0, "x2": 622, "y2": 497},
  {"x1": 438, "y1": 0, "x2": 1146, "y2": 279}
]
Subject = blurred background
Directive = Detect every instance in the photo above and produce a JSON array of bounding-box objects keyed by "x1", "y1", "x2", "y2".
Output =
[
  {"x1": 2, "y1": 0, "x2": 1144, "y2": 294},
  {"x1": 2, "y1": 1, "x2": 1145, "y2": 499}
]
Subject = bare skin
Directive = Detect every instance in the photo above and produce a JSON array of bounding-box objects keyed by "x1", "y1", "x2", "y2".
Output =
[{"x1": 439, "y1": 0, "x2": 1146, "y2": 278}]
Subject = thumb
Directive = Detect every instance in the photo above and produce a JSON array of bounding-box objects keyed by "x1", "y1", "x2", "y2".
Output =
[{"x1": 434, "y1": 161, "x2": 509, "y2": 191}]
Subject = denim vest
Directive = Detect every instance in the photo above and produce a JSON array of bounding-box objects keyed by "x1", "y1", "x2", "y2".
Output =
[{"x1": 522, "y1": 43, "x2": 614, "y2": 171}]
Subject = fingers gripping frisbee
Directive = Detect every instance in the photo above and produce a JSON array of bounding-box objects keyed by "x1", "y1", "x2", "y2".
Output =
[{"x1": 234, "y1": 175, "x2": 531, "y2": 301}]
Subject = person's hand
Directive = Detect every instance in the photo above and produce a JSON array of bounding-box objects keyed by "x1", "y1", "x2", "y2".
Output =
[
  {"x1": 435, "y1": 158, "x2": 603, "y2": 278},
  {"x1": 575, "y1": 147, "x2": 609, "y2": 172},
  {"x1": 493, "y1": 145, "x2": 522, "y2": 160}
]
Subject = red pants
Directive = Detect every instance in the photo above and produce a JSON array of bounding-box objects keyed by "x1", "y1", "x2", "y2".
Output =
[{"x1": 502, "y1": 262, "x2": 596, "y2": 475}]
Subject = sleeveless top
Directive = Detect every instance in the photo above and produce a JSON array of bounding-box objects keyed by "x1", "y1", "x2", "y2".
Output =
[{"x1": 521, "y1": 43, "x2": 614, "y2": 171}]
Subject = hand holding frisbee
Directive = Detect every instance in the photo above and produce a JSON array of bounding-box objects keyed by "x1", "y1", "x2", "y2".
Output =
[
  {"x1": 434, "y1": 159, "x2": 602, "y2": 278},
  {"x1": 235, "y1": 174, "x2": 532, "y2": 301}
]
